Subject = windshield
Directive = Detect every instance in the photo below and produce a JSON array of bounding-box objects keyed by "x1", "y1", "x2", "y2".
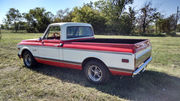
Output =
[{"x1": 67, "y1": 26, "x2": 93, "y2": 39}]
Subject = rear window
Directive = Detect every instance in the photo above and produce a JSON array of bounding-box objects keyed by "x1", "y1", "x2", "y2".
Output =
[{"x1": 67, "y1": 26, "x2": 93, "y2": 39}]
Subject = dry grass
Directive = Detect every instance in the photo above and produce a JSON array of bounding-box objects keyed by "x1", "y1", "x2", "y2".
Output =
[{"x1": 0, "y1": 30, "x2": 180, "y2": 101}]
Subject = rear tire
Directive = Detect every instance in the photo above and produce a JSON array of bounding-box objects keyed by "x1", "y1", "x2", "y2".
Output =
[
  {"x1": 84, "y1": 60, "x2": 110, "y2": 84},
  {"x1": 22, "y1": 51, "x2": 37, "y2": 68}
]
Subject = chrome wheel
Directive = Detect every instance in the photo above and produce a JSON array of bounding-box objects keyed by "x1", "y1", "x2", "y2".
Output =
[
  {"x1": 24, "y1": 53, "x2": 32, "y2": 67},
  {"x1": 88, "y1": 65, "x2": 102, "y2": 82}
]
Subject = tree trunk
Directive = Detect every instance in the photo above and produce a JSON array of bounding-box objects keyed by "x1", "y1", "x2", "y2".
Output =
[
  {"x1": 142, "y1": 23, "x2": 146, "y2": 34},
  {"x1": 15, "y1": 22, "x2": 18, "y2": 33},
  {"x1": 175, "y1": 6, "x2": 179, "y2": 32},
  {"x1": 155, "y1": 21, "x2": 158, "y2": 34},
  {"x1": 142, "y1": 14, "x2": 147, "y2": 34},
  {"x1": 0, "y1": 26, "x2": 1, "y2": 39}
]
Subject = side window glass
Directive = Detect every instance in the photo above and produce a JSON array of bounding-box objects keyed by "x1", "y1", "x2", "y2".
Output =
[{"x1": 44, "y1": 26, "x2": 61, "y2": 40}]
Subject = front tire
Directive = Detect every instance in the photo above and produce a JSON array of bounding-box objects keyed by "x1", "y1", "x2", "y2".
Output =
[
  {"x1": 84, "y1": 60, "x2": 110, "y2": 84},
  {"x1": 22, "y1": 51, "x2": 37, "y2": 68}
]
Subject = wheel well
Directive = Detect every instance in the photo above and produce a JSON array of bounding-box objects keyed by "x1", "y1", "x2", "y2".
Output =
[
  {"x1": 21, "y1": 49, "x2": 31, "y2": 57},
  {"x1": 82, "y1": 57, "x2": 110, "y2": 72}
]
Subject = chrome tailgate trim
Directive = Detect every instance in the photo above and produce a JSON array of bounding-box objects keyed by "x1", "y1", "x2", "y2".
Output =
[
  {"x1": 136, "y1": 46, "x2": 151, "y2": 59},
  {"x1": 135, "y1": 46, "x2": 152, "y2": 68},
  {"x1": 133, "y1": 57, "x2": 152, "y2": 76}
]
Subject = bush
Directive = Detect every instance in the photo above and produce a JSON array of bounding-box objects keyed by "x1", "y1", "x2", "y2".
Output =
[{"x1": 166, "y1": 31, "x2": 176, "y2": 36}]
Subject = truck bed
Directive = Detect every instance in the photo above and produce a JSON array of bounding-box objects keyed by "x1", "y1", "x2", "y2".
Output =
[
  {"x1": 74, "y1": 38, "x2": 146, "y2": 44},
  {"x1": 63, "y1": 38, "x2": 150, "y2": 54},
  {"x1": 74, "y1": 38, "x2": 151, "y2": 68}
]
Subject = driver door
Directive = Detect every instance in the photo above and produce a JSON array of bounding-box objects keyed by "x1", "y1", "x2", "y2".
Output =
[{"x1": 38, "y1": 25, "x2": 63, "y2": 60}]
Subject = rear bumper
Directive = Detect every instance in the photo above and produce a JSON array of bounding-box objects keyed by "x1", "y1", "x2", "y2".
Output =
[{"x1": 132, "y1": 57, "x2": 152, "y2": 76}]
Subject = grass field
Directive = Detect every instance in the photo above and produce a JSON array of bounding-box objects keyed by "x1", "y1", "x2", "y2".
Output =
[{"x1": 0, "y1": 30, "x2": 180, "y2": 101}]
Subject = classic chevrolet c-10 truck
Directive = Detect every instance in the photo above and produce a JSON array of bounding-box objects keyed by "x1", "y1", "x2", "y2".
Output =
[{"x1": 17, "y1": 22, "x2": 152, "y2": 84}]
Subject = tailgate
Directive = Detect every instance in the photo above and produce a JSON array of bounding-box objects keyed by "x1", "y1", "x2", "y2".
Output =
[{"x1": 134, "y1": 40, "x2": 152, "y2": 68}]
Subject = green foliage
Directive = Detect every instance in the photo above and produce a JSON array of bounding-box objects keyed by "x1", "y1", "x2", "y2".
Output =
[
  {"x1": 137, "y1": 2, "x2": 158, "y2": 34},
  {"x1": 120, "y1": 12, "x2": 135, "y2": 35},
  {"x1": 177, "y1": 24, "x2": 180, "y2": 32},
  {"x1": 72, "y1": 5, "x2": 106, "y2": 33},
  {"x1": 93, "y1": 0, "x2": 134, "y2": 34},
  {"x1": 24, "y1": 7, "x2": 53, "y2": 33},
  {"x1": 157, "y1": 14, "x2": 177, "y2": 36},
  {"x1": 111, "y1": 0, "x2": 133, "y2": 18},
  {"x1": 5, "y1": 8, "x2": 22, "y2": 32},
  {"x1": 54, "y1": 8, "x2": 73, "y2": 22},
  {"x1": 1, "y1": 25, "x2": 4, "y2": 29},
  {"x1": 2, "y1": 1, "x2": 179, "y2": 36},
  {"x1": 95, "y1": 0, "x2": 133, "y2": 19}
]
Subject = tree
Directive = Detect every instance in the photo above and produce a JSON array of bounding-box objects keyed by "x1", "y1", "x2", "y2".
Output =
[
  {"x1": 175, "y1": 6, "x2": 180, "y2": 32},
  {"x1": 154, "y1": 12, "x2": 162, "y2": 34},
  {"x1": 177, "y1": 24, "x2": 180, "y2": 32},
  {"x1": 138, "y1": 2, "x2": 157, "y2": 34},
  {"x1": 17, "y1": 21, "x2": 26, "y2": 30},
  {"x1": 95, "y1": 0, "x2": 133, "y2": 20},
  {"x1": 128, "y1": 7, "x2": 136, "y2": 34},
  {"x1": 3, "y1": 19, "x2": 9, "y2": 30},
  {"x1": 111, "y1": 0, "x2": 133, "y2": 18},
  {"x1": 24, "y1": 7, "x2": 53, "y2": 33},
  {"x1": 72, "y1": 5, "x2": 106, "y2": 33},
  {"x1": 1, "y1": 24, "x2": 4, "y2": 29},
  {"x1": 112, "y1": 8, "x2": 136, "y2": 35},
  {"x1": 54, "y1": 8, "x2": 73, "y2": 22},
  {"x1": 94, "y1": 0, "x2": 133, "y2": 34},
  {"x1": 157, "y1": 14, "x2": 177, "y2": 35},
  {"x1": 6, "y1": 8, "x2": 21, "y2": 32}
]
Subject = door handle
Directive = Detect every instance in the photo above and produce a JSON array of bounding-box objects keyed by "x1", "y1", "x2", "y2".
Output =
[
  {"x1": 54, "y1": 44, "x2": 60, "y2": 47},
  {"x1": 60, "y1": 43, "x2": 63, "y2": 46},
  {"x1": 54, "y1": 43, "x2": 63, "y2": 47}
]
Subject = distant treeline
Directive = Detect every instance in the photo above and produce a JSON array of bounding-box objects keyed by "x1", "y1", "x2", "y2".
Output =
[{"x1": 1, "y1": 0, "x2": 180, "y2": 36}]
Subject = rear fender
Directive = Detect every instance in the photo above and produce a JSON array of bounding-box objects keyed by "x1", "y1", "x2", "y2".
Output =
[{"x1": 83, "y1": 54, "x2": 108, "y2": 67}]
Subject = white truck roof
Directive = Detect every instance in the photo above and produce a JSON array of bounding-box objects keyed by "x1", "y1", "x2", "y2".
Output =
[{"x1": 49, "y1": 22, "x2": 92, "y2": 27}]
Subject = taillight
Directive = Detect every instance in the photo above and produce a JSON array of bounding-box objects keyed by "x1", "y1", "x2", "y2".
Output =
[{"x1": 122, "y1": 59, "x2": 129, "y2": 63}]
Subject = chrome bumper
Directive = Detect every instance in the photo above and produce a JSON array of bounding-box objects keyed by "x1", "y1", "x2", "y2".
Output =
[{"x1": 133, "y1": 57, "x2": 152, "y2": 76}]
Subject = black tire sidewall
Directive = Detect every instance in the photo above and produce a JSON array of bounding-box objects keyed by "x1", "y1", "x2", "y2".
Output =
[{"x1": 22, "y1": 51, "x2": 36, "y2": 68}]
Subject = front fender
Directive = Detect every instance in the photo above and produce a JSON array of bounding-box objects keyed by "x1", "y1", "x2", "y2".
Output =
[{"x1": 17, "y1": 45, "x2": 32, "y2": 57}]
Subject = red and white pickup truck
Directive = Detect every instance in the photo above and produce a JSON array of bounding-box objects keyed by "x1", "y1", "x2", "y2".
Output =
[{"x1": 17, "y1": 22, "x2": 152, "y2": 84}]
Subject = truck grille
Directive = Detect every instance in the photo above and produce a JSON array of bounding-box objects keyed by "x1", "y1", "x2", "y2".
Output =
[{"x1": 135, "y1": 47, "x2": 151, "y2": 68}]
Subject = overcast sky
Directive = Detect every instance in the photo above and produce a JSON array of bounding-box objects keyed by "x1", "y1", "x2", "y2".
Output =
[{"x1": 0, "y1": 0, "x2": 180, "y2": 24}]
